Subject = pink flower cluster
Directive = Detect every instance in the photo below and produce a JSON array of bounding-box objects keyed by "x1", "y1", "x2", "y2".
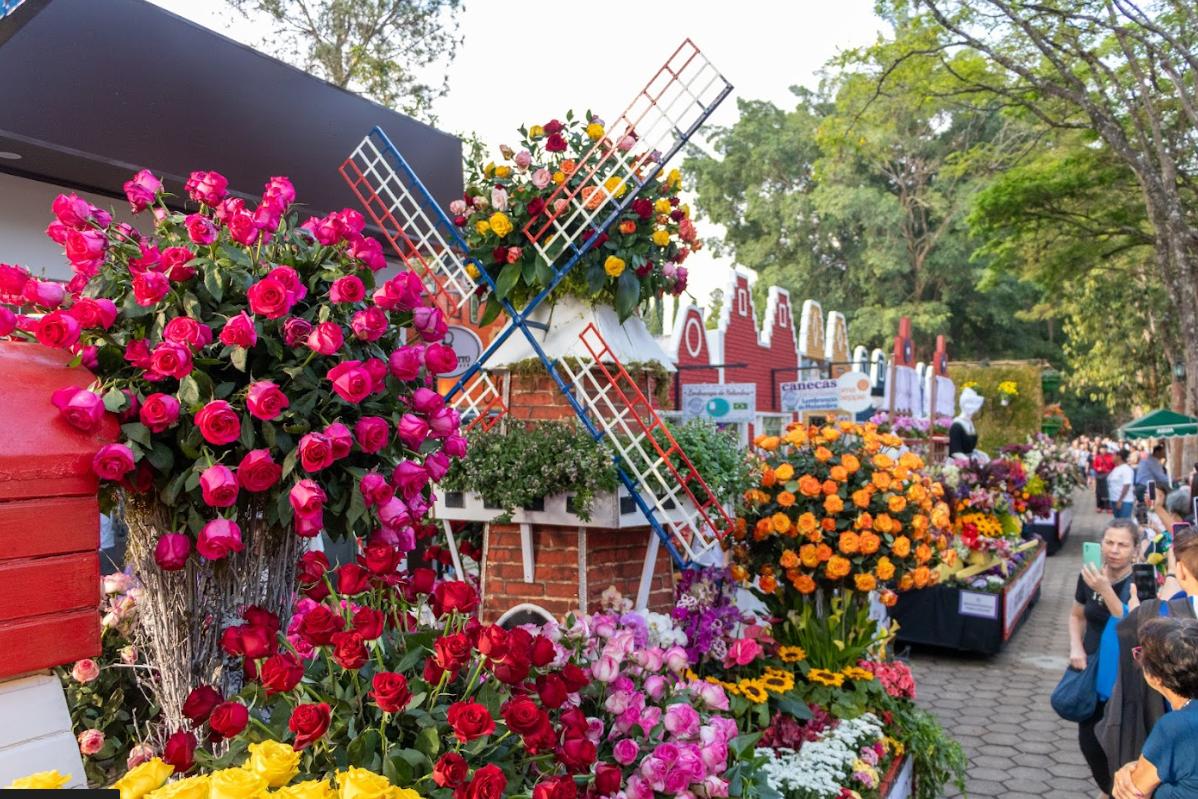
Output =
[{"x1": 858, "y1": 658, "x2": 916, "y2": 699}]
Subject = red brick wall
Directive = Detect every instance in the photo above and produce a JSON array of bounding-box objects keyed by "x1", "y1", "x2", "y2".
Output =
[
  {"x1": 482, "y1": 523, "x2": 674, "y2": 622},
  {"x1": 506, "y1": 367, "x2": 672, "y2": 424}
]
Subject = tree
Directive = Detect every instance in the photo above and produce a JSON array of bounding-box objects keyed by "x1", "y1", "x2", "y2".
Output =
[{"x1": 225, "y1": 0, "x2": 463, "y2": 121}]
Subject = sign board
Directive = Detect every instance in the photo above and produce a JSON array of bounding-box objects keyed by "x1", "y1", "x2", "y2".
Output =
[
  {"x1": 680, "y1": 383, "x2": 756, "y2": 423},
  {"x1": 884, "y1": 365, "x2": 919, "y2": 413},
  {"x1": 441, "y1": 325, "x2": 483, "y2": 378},
  {"x1": 1003, "y1": 547, "x2": 1047, "y2": 639},
  {"x1": 780, "y1": 371, "x2": 873, "y2": 414},
  {"x1": 958, "y1": 591, "x2": 999, "y2": 620}
]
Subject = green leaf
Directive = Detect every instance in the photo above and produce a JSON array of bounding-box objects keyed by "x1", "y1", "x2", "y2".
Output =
[
  {"x1": 615, "y1": 269, "x2": 641, "y2": 320},
  {"x1": 146, "y1": 442, "x2": 174, "y2": 473},
  {"x1": 177, "y1": 376, "x2": 201, "y2": 408},
  {"x1": 204, "y1": 267, "x2": 224, "y2": 303},
  {"x1": 347, "y1": 481, "x2": 367, "y2": 533},
  {"x1": 479, "y1": 297, "x2": 503, "y2": 327},
  {"x1": 347, "y1": 730, "x2": 381, "y2": 768},
  {"x1": 534, "y1": 258, "x2": 554, "y2": 287},
  {"x1": 102, "y1": 388, "x2": 128, "y2": 413},
  {"x1": 415, "y1": 726, "x2": 440, "y2": 759},
  {"x1": 585, "y1": 261, "x2": 605, "y2": 293},
  {"x1": 239, "y1": 415, "x2": 254, "y2": 450},
  {"x1": 282, "y1": 449, "x2": 298, "y2": 480},
  {"x1": 182, "y1": 292, "x2": 203, "y2": 318},
  {"x1": 120, "y1": 294, "x2": 153, "y2": 319},
  {"x1": 494, "y1": 261, "x2": 521, "y2": 301},
  {"x1": 120, "y1": 422, "x2": 152, "y2": 448},
  {"x1": 215, "y1": 382, "x2": 237, "y2": 400}
]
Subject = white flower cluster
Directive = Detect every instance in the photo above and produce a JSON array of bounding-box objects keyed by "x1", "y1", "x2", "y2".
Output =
[
  {"x1": 756, "y1": 713, "x2": 884, "y2": 798},
  {"x1": 644, "y1": 610, "x2": 688, "y2": 648}
]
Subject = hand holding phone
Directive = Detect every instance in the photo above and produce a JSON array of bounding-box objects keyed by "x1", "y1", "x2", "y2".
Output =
[
  {"x1": 1083, "y1": 541, "x2": 1103, "y2": 571},
  {"x1": 1133, "y1": 563, "x2": 1158, "y2": 600},
  {"x1": 1148, "y1": 480, "x2": 1157, "y2": 503}
]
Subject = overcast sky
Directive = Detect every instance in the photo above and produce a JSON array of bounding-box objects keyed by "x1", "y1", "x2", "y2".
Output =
[{"x1": 149, "y1": 0, "x2": 886, "y2": 313}]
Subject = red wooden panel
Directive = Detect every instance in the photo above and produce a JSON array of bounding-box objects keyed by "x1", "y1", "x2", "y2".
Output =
[
  {"x1": 0, "y1": 608, "x2": 100, "y2": 679},
  {"x1": 0, "y1": 553, "x2": 98, "y2": 623},
  {"x1": 0, "y1": 496, "x2": 98, "y2": 560}
]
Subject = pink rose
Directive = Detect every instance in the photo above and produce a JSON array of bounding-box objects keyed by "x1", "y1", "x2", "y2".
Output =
[
  {"x1": 246, "y1": 278, "x2": 294, "y2": 319},
  {"x1": 64, "y1": 229, "x2": 106, "y2": 271},
  {"x1": 132, "y1": 271, "x2": 171, "y2": 307},
  {"x1": 52, "y1": 194, "x2": 97, "y2": 228},
  {"x1": 392, "y1": 461, "x2": 429, "y2": 500},
  {"x1": 246, "y1": 381, "x2": 289, "y2": 420},
  {"x1": 128, "y1": 243, "x2": 161, "y2": 274},
  {"x1": 423, "y1": 343, "x2": 457, "y2": 375},
  {"x1": 219, "y1": 311, "x2": 257, "y2": 348},
  {"x1": 351, "y1": 307, "x2": 389, "y2": 341},
  {"x1": 262, "y1": 176, "x2": 296, "y2": 208},
  {"x1": 162, "y1": 246, "x2": 197, "y2": 282},
  {"x1": 531, "y1": 168, "x2": 552, "y2": 189},
  {"x1": 197, "y1": 519, "x2": 243, "y2": 560},
  {"x1": 359, "y1": 473, "x2": 394, "y2": 508},
  {"x1": 613, "y1": 738, "x2": 639, "y2": 766},
  {"x1": 424, "y1": 451, "x2": 450, "y2": 482},
  {"x1": 67, "y1": 297, "x2": 117, "y2": 329},
  {"x1": 78, "y1": 728, "x2": 105, "y2": 756},
  {"x1": 412, "y1": 306, "x2": 447, "y2": 342},
  {"x1": 377, "y1": 497, "x2": 411, "y2": 530},
  {"x1": 124, "y1": 169, "x2": 162, "y2": 212},
  {"x1": 294, "y1": 511, "x2": 324, "y2": 538},
  {"x1": 238, "y1": 449, "x2": 282, "y2": 492},
  {"x1": 282, "y1": 316, "x2": 313, "y2": 347},
  {"x1": 185, "y1": 171, "x2": 228, "y2": 206},
  {"x1": 184, "y1": 213, "x2": 218, "y2": 245},
  {"x1": 306, "y1": 322, "x2": 344, "y2": 355},
  {"x1": 24, "y1": 279, "x2": 66, "y2": 309},
  {"x1": 664, "y1": 646, "x2": 689, "y2": 674},
  {"x1": 444, "y1": 433, "x2": 468, "y2": 459},
  {"x1": 226, "y1": 209, "x2": 259, "y2": 246},
  {"x1": 553, "y1": 198, "x2": 569, "y2": 215},
  {"x1": 163, "y1": 317, "x2": 212, "y2": 351},
  {"x1": 327, "y1": 361, "x2": 372, "y2": 403},
  {"x1": 491, "y1": 186, "x2": 509, "y2": 212},
  {"x1": 427, "y1": 406, "x2": 460, "y2": 439},
  {"x1": 150, "y1": 342, "x2": 193, "y2": 379},
  {"x1": 71, "y1": 658, "x2": 100, "y2": 683},
  {"x1": 139, "y1": 393, "x2": 181, "y2": 433},
  {"x1": 92, "y1": 443, "x2": 135, "y2": 480},
  {"x1": 51, "y1": 386, "x2": 104, "y2": 432},
  {"x1": 396, "y1": 414, "x2": 430, "y2": 449},
  {"x1": 0, "y1": 263, "x2": 30, "y2": 298},
  {"x1": 200, "y1": 464, "x2": 239, "y2": 507},
  {"x1": 353, "y1": 416, "x2": 390, "y2": 454},
  {"x1": 348, "y1": 237, "x2": 386, "y2": 271},
  {"x1": 388, "y1": 345, "x2": 424, "y2": 380},
  {"x1": 299, "y1": 433, "x2": 334, "y2": 472},
  {"x1": 329, "y1": 275, "x2": 365, "y2": 304},
  {"x1": 409, "y1": 388, "x2": 443, "y2": 416},
  {"x1": 0, "y1": 306, "x2": 18, "y2": 337},
  {"x1": 374, "y1": 271, "x2": 423, "y2": 311},
  {"x1": 514, "y1": 150, "x2": 532, "y2": 169},
  {"x1": 267, "y1": 266, "x2": 307, "y2": 303},
  {"x1": 36, "y1": 309, "x2": 81, "y2": 349},
  {"x1": 154, "y1": 533, "x2": 191, "y2": 571},
  {"x1": 663, "y1": 703, "x2": 700, "y2": 738},
  {"x1": 694, "y1": 681, "x2": 729, "y2": 711},
  {"x1": 592, "y1": 655, "x2": 620, "y2": 683},
  {"x1": 289, "y1": 479, "x2": 327, "y2": 516},
  {"x1": 324, "y1": 422, "x2": 353, "y2": 460},
  {"x1": 194, "y1": 400, "x2": 241, "y2": 445}
]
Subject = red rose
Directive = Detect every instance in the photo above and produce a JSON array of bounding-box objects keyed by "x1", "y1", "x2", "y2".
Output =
[
  {"x1": 35, "y1": 310, "x2": 82, "y2": 349},
  {"x1": 545, "y1": 133, "x2": 567, "y2": 153},
  {"x1": 288, "y1": 703, "x2": 331, "y2": 750},
  {"x1": 209, "y1": 701, "x2": 249, "y2": 739},
  {"x1": 235, "y1": 623, "x2": 276, "y2": 659},
  {"x1": 522, "y1": 717, "x2": 558, "y2": 754},
  {"x1": 433, "y1": 632, "x2": 472, "y2": 672},
  {"x1": 543, "y1": 119, "x2": 563, "y2": 134},
  {"x1": 477, "y1": 625, "x2": 509, "y2": 660},
  {"x1": 632, "y1": 197, "x2": 654, "y2": 220},
  {"x1": 154, "y1": 532, "x2": 191, "y2": 571},
  {"x1": 324, "y1": 422, "x2": 353, "y2": 460},
  {"x1": 532, "y1": 776, "x2": 577, "y2": 799},
  {"x1": 289, "y1": 479, "x2": 327, "y2": 516},
  {"x1": 246, "y1": 277, "x2": 294, "y2": 319},
  {"x1": 298, "y1": 433, "x2": 334, "y2": 472},
  {"x1": 298, "y1": 604, "x2": 342, "y2": 646},
  {"x1": 196, "y1": 519, "x2": 243, "y2": 561},
  {"x1": 500, "y1": 696, "x2": 545, "y2": 735},
  {"x1": 132, "y1": 271, "x2": 170, "y2": 307},
  {"x1": 432, "y1": 581, "x2": 479, "y2": 616},
  {"x1": 246, "y1": 381, "x2": 289, "y2": 421},
  {"x1": 327, "y1": 361, "x2": 373, "y2": 403},
  {"x1": 237, "y1": 449, "x2": 282, "y2": 493},
  {"x1": 182, "y1": 685, "x2": 222, "y2": 726},
  {"x1": 199, "y1": 464, "x2": 238, "y2": 508},
  {"x1": 526, "y1": 197, "x2": 546, "y2": 217},
  {"x1": 423, "y1": 343, "x2": 458, "y2": 375},
  {"x1": 535, "y1": 673, "x2": 568, "y2": 709},
  {"x1": 298, "y1": 551, "x2": 330, "y2": 600},
  {"x1": 194, "y1": 400, "x2": 241, "y2": 445},
  {"x1": 139, "y1": 392, "x2": 181, "y2": 433},
  {"x1": 219, "y1": 311, "x2": 257, "y2": 348},
  {"x1": 408, "y1": 568, "x2": 436, "y2": 596},
  {"x1": 491, "y1": 653, "x2": 530, "y2": 686},
  {"x1": 163, "y1": 730, "x2": 197, "y2": 773},
  {"x1": 561, "y1": 663, "x2": 589, "y2": 692},
  {"x1": 260, "y1": 653, "x2": 304, "y2": 695},
  {"x1": 530, "y1": 635, "x2": 556, "y2": 667},
  {"x1": 354, "y1": 416, "x2": 390, "y2": 454},
  {"x1": 594, "y1": 763, "x2": 622, "y2": 795},
  {"x1": 432, "y1": 752, "x2": 467, "y2": 789},
  {"x1": 331, "y1": 630, "x2": 368, "y2": 670},
  {"x1": 163, "y1": 316, "x2": 211, "y2": 351},
  {"x1": 353, "y1": 607, "x2": 385, "y2": 640},
  {"x1": 337, "y1": 563, "x2": 371, "y2": 596},
  {"x1": 446, "y1": 701, "x2": 495, "y2": 742},
  {"x1": 360, "y1": 542, "x2": 401, "y2": 576},
  {"x1": 369, "y1": 672, "x2": 411, "y2": 713},
  {"x1": 463, "y1": 764, "x2": 507, "y2": 799},
  {"x1": 558, "y1": 736, "x2": 597, "y2": 772},
  {"x1": 329, "y1": 275, "x2": 365, "y2": 304}
]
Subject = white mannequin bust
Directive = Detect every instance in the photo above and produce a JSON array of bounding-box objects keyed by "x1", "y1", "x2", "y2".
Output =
[{"x1": 950, "y1": 388, "x2": 989, "y2": 463}]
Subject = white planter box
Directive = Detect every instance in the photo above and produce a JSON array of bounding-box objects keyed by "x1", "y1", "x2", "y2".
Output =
[
  {"x1": 0, "y1": 673, "x2": 85, "y2": 788},
  {"x1": 435, "y1": 486, "x2": 697, "y2": 529}
]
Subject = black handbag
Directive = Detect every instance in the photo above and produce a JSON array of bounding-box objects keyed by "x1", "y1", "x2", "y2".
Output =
[{"x1": 1051, "y1": 653, "x2": 1099, "y2": 722}]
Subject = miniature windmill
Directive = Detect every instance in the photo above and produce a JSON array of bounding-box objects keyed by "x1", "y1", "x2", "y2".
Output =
[{"x1": 340, "y1": 40, "x2": 735, "y2": 570}]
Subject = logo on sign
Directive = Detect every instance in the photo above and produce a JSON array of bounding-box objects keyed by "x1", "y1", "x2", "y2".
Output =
[{"x1": 441, "y1": 326, "x2": 483, "y2": 378}]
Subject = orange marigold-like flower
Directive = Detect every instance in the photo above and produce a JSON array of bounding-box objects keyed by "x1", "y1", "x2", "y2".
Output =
[
  {"x1": 760, "y1": 574, "x2": 778, "y2": 593},
  {"x1": 830, "y1": 465, "x2": 848, "y2": 483},
  {"x1": 794, "y1": 573, "x2": 817, "y2": 594},
  {"x1": 798, "y1": 475, "x2": 823, "y2": 498},
  {"x1": 854, "y1": 512, "x2": 874, "y2": 530},
  {"x1": 826, "y1": 555, "x2": 852, "y2": 579},
  {"x1": 859, "y1": 531, "x2": 881, "y2": 555},
  {"x1": 771, "y1": 513, "x2": 791, "y2": 534},
  {"x1": 822, "y1": 479, "x2": 840, "y2": 496},
  {"x1": 824, "y1": 494, "x2": 845, "y2": 514},
  {"x1": 872, "y1": 471, "x2": 892, "y2": 491},
  {"x1": 899, "y1": 452, "x2": 924, "y2": 470},
  {"x1": 780, "y1": 549, "x2": 799, "y2": 569},
  {"x1": 800, "y1": 544, "x2": 819, "y2": 568},
  {"x1": 774, "y1": 463, "x2": 795, "y2": 481},
  {"x1": 797, "y1": 512, "x2": 819, "y2": 535},
  {"x1": 913, "y1": 566, "x2": 931, "y2": 589},
  {"x1": 814, "y1": 446, "x2": 834, "y2": 462},
  {"x1": 852, "y1": 488, "x2": 873, "y2": 509},
  {"x1": 777, "y1": 491, "x2": 796, "y2": 508},
  {"x1": 887, "y1": 495, "x2": 907, "y2": 514},
  {"x1": 875, "y1": 556, "x2": 895, "y2": 580},
  {"x1": 816, "y1": 543, "x2": 833, "y2": 562},
  {"x1": 841, "y1": 453, "x2": 861, "y2": 473},
  {"x1": 838, "y1": 531, "x2": 860, "y2": 555},
  {"x1": 854, "y1": 573, "x2": 877, "y2": 592},
  {"x1": 892, "y1": 535, "x2": 911, "y2": 558}
]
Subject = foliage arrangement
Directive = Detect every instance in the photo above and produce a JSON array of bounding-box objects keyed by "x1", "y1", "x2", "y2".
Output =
[
  {"x1": 655, "y1": 418, "x2": 757, "y2": 515},
  {"x1": 946, "y1": 362, "x2": 1044, "y2": 453},
  {"x1": 457, "y1": 111, "x2": 699, "y2": 322}
]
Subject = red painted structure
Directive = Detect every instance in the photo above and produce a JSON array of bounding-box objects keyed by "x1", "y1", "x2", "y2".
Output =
[{"x1": 0, "y1": 342, "x2": 114, "y2": 679}]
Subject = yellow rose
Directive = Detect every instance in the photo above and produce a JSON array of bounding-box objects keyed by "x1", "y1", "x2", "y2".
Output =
[
  {"x1": 246, "y1": 740, "x2": 301, "y2": 788},
  {"x1": 680, "y1": 203, "x2": 691, "y2": 217},
  {"x1": 113, "y1": 759, "x2": 174, "y2": 799},
  {"x1": 474, "y1": 220, "x2": 490, "y2": 236},
  {"x1": 8, "y1": 771, "x2": 72, "y2": 790},
  {"x1": 586, "y1": 122, "x2": 605, "y2": 140},
  {"x1": 488, "y1": 212, "x2": 514, "y2": 238},
  {"x1": 392, "y1": 791, "x2": 421, "y2": 799},
  {"x1": 483, "y1": 161, "x2": 495, "y2": 177},
  {"x1": 651, "y1": 229, "x2": 670, "y2": 247},
  {"x1": 465, "y1": 263, "x2": 481, "y2": 279},
  {"x1": 494, "y1": 165, "x2": 512, "y2": 179},
  {"x1": 273, "y1": 781, "x2": 337, "y2": 799},
  {"x1": 147, "y1": 776, "x2": 210, "y2": 799},
  {"x1": 604, "y1": 255, "x2": 626, "y2": 278},
  {"x1": 336, "y1": 768, "x2": 395, "y2": 799},
  {"x1": 603, "y1": 175, "x2": 626, "y2": 199},
  {"x1": 654, "y1": 198, "x2": 671, "y2": 214},
  {"x1": 209, "y1": 768, "x2": 267, "y2": 799},
  {"x1": 553, "y1": 171, "x2": 566, "y2": 185},
  {"x1": 528, "y1": 124, "x2": 545, "y2": 139},
  {"x1": 667, "y1": 168, "x2": 682, "y2": 188}
]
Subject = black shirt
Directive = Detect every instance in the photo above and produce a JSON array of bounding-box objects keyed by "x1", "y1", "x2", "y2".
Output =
[
  {"x1": 1075, "y1": 573, "x2": 1132, "y2": 654},
  {"x1": 948, "y1": 421, "x2": 977, "y2": 456}
]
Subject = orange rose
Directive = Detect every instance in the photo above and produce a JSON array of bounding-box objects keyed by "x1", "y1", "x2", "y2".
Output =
[
  {"x1": 872, "y1": 453, "x2": 894, "y2": 469},
  {"x1": 761, "y1": 468, "x2": 777, "y2": 488},
  {"x1": 852, "y1": 488, "x2": 873, "y2": 509},
  {"x1": 854, "y1": 573, "x2": 877, "y2": 592},
  {"x1": 874, "y1": 514, "x2": 894, "y2": 534},
  {"x1": 931, "y1": 503, "x2": 951, "y2": 529},
  {"x1": 760, "y1": 574, "x2": 778, "y2": 593},
  {"x1": 814, "y1": 446, "x2": 833, "y2": 462},
  {"x1": 784, "y1": 427, "x2": 808, "y2": 446},
  {"x1": 800, "y1": 544, "x2": 819, "y2": 568},
  {"x1": 821, "y1": 516, "x2": 837, "y2": 532},
  {"x1": 775, "y1": 463, "x2": 795, "y2": 481},
  {"x1": 780, "y1": 549, "x2": 799, "y2": 569},
  {"x1": 618, "y1": 220, "x2": 637, "y2": 235},
  {"x1": 841, "y1": 453, "x2": 861, "y2": 473},
  {"x1": 838, "y1": 531, "x2": 860, "y2": 555},
  {"x1": 911, "y1": 514, "x2": 929, "y2": 533},
  {"x1": 913, "y1": 566, "x2": 931, "y2": 589},
  {"x1": 892, "y1": 535, "x2": 911, "y2": 558},
  {"x1": 871, "y1": 471, "x2": 892, "y2": 491},
  {"x1": 797, "y1": 512, "x2": 819, "y2": 535},
  {"x1": 854, "y1": 512, "x2": 874, "y2": 530},
  {"x1": 794, "y1": 574, "x2": 817, "y2": 594},
  {"x1": 754, "y1": 518, "x2": 772, "y2": 540},
  {"x1": 771, "y1": 513, "x2": 791, "y2": 534},
  {"x1": 826, "y1": 555, "x2": 852, "y2": 579},
  {"x1": 907, "y1": 484, "x2": 928, "y2": 503},
  {"x1": 875, "y1": 556, "x2": 895, "y2": 580},
  {"x1": 899, "y1": 573, "x2": 915, "y2": 591},
  {"x1": 798, "y1": 475, "x2": 823, "y2": 498},
  {"x1": 756, "y1": 435, "x2": 780, "y2": 451},
  {"x1": 829, "y1": 465, "x2": 848, "y2": 483},
  {"x1": 865, "y1": 438, "x2": 882, "y2": 454},
  {"x1": 816, "y1": 543, "x2": 833, "y2": 562},
  {"x1": 894, "y1": 467, "x2": 910, "y2": 482},
  {"x1": 932, "y1": 482, "x2": 945, "y2": 498},
  {"x1": 880, "y1": 589, "x2": 898, "y2": 607},
  {"x1": 916, "y1": 543, "x2": 932, "y2": 564},
  {"x1": 821, "y1": 426, "x2": 840, "y2": 442},
  {"x1": 807, "y1": 528, "x2": 824, "y2": 544},
  {"x1": 859, "y1": 531, "x2": 881, "y2": 555},
  {"x1": 777, "y1": 491, "x2": 796, "y2": 508},
  {"x1": 887, "y1": 495, "x2": 907, "y2": 514},
  {"x1": 730, "y1": 564, "x2": 749, "y2": 583},
  {"x1": 899, "y1": 452, "x2": 924, "y2": 470},
  {"x1": 561, "y1": 159, "x2": 577, "y2": 175},
  {"x1": 824, "y1": 494, "x2": 845, "y2": 514}
]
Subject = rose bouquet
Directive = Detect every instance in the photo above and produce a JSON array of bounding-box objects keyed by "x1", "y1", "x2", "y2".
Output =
[
  {"x1": 0, "y1": 170, "x2": 465, "y2": 722},
  {"x1": 934, "y1": 455, "x2": 1029, "y2": 553},
  {"x1": 457, "y1": 111, "x2": 699, "y2": 322}
]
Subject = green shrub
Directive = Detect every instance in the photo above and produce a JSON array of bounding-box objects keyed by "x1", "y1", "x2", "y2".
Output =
[{"x1": 948, "y1": 361, "x2": 1044, "y2": 454}]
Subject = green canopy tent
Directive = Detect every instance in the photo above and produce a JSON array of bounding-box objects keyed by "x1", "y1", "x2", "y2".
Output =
[{"x1": 1118, "y1": 409, "x2": 1198, "y2": 440}]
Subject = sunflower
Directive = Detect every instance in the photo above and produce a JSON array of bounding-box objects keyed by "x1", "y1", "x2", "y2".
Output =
[
  {"x1": 761, "y1": 670, "x2": 795, "y2": 694},
  {"x1": 806, "y1": 668, "x2": 846, "y2": 688},
  {"x1": 738, "y1": 679, "x2": 769, "y2": 704},
  {"x1": 778, "y1": 645, "x2": 806, "y2": 663},
  {"x1": 841, "y1": 666, "x2": 875, "y2": 682}
]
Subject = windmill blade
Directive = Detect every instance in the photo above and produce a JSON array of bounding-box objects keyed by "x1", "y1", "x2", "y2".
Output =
[{"x1": 556, "y1": 323, "x2": 737, "y2": 562}]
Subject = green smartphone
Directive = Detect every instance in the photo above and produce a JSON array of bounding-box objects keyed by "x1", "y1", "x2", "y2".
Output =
[{"x1": 1083, "y1": 541, "x2": 1102, "y2": 571}]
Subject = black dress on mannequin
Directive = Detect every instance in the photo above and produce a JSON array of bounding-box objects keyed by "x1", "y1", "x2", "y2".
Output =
[{"x1": 948, "y1": 420, "x2": 978, "y2": 457}]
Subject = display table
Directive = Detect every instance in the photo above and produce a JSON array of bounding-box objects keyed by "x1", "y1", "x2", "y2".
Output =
[
  {"x1": 1023, "y1": 508, "x2": 1072, "y2": 556},
  {"x1": 880, "y1": 756, "x2": 913, "y2": 799},
  {"x1": 891, "y1": 542, "x2": 1047, "y2": 655}
]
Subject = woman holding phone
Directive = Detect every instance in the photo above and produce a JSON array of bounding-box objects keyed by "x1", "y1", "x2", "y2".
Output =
[{"x1": 1070, "y1": 519, "x2": 1138, "y2": 796}]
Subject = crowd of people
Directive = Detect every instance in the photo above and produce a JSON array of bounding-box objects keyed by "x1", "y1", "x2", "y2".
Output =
[{"x1": 1063, "y1": 436, "x2": 1198, "y2": 798}]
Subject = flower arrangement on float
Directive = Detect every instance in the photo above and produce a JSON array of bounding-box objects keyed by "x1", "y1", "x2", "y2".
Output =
[
  {"x1": 456, "y1": 111, "x2": 700, "y2": 323},
  {"x1": 866, "y1": 412, "x2": 953, "y2": 441},
  {"x1": 933, "y1": 455, "x2": 1029, "y2": 555},
  {"x1": 0, "y1": 169, "x2": 465, "y2": 723},
  {"x1": 1001, "y1": 434, "x2": 1084, "y2": 512}
]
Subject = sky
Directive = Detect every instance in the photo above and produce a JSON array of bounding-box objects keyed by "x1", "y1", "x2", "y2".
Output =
[{"x1": 149, "y1": 0, "x2": 887, "y2": 315}]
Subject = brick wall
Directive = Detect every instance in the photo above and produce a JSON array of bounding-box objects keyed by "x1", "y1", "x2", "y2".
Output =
[
  {"x1": 482, "y1": 522, "x2": 674, "y2": 623},
  {"x1": 506, "y1": 367, "x2": 671, "y2": 424}
]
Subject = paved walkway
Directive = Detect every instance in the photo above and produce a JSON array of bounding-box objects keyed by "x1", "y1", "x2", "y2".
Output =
[{"x1": 907, "y1": 493, "x2": 1104, "y2": 798}]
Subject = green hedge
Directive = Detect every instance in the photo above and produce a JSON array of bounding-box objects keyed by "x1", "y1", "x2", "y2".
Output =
[{"x1": 947, "y1": 361, "x2": 1044, "y2": 454}]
